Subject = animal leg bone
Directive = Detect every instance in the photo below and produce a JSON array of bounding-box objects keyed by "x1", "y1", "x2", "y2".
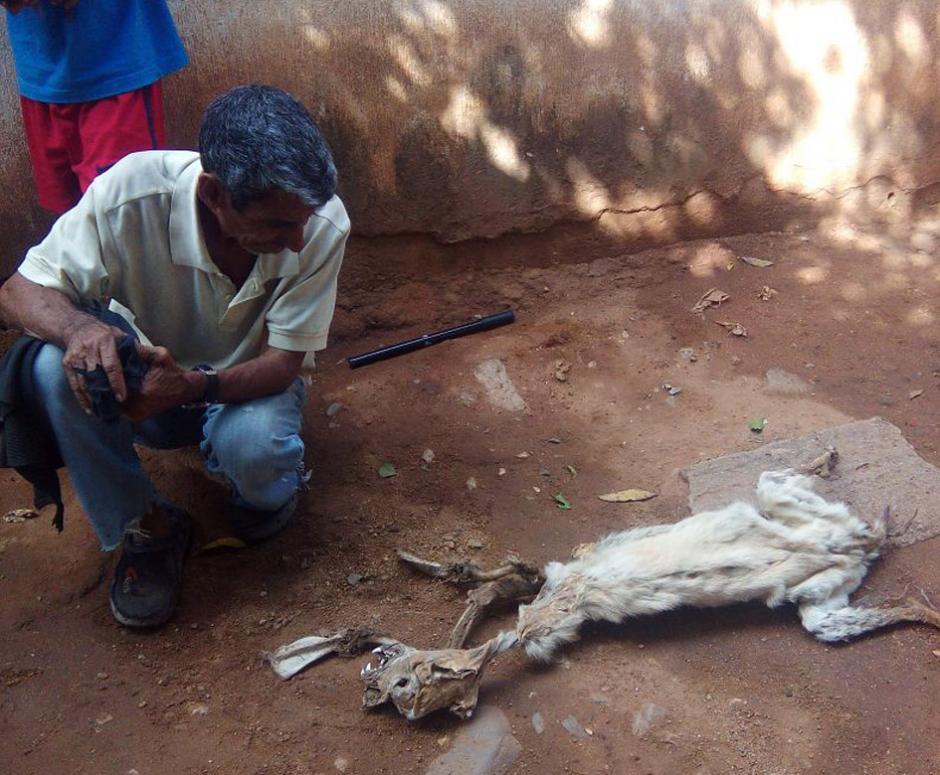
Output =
[
  {"x1": 800, "y1": 446, "x2": 839, "y2": 478},
  {"x1": 447, "y1": 572, "x2": 544, "y2": 648},
  {"x1": 396, "y1": 549, "x2": 540, "y2": 584},
  {"x1": 397, "y1": 549, "x2": 543, "y2": 648},
  {"x1": 798, "y1": 597, "x2": 940, "y2": 642}
]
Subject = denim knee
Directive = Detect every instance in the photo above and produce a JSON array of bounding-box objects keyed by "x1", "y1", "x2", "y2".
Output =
[
  {"x1": 32, "y1": 343, "x2": 72, "y2": 407},
  {"x1": 201, "y1": 381, "x2": 306, "y2": 512},
  {"x1": 216, "y1": 431, "x2": 303, "y2": 511}
]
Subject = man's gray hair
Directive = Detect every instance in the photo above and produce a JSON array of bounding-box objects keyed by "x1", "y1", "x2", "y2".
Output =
[{"x1": 198, "y1": 84, "x2": 337, "y2": 210}]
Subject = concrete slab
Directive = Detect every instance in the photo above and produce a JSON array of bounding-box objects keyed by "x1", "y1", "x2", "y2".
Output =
[{"x1": 681, "y1": 417, "x2": 940, "y2": 548}]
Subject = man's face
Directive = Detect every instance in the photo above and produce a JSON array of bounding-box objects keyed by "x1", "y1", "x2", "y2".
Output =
[{"x1": 205, "y1": 181, "x2": 318, "y2": 255}]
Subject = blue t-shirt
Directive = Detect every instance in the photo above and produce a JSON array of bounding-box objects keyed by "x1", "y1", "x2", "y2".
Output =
[{"x1": 5, "y1": 0, "x2": 188, "y2": 104}]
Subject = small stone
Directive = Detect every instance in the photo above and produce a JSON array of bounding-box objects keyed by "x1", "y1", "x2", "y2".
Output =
[
  {"x1": 532, "y1": 712, "x2": 545, "y2": 735},
  {"x1": 437, "y1": 736, "x2": 450, "y2": 748},
  {"x1": 426, "y1": 706, "x2": 520, "y2": 775},
  {"x1": 421, "y1": 448, "x2": 436, "y2": 464},
  {"x1": 189, "y1": 703, "x2": 209, "y2": 716},
  {"x1": 587, "y1": 360, "x2": 597, "y2": 369},
  {"x1": 346, "y1": 573, "x2": 365, "y2": 586},
  {"x1": 679, "y1": 347, "x2": 697, "y2": 362},
  {"x1": 96, "y1": 672, "x2": 109, "y2": 680},
  {"x1": 325, "y1": 402, "x2": 343, "y2": 417},
  {"x1": 631, "y1": 703, "x2": 666, "y2": 737},
  {"x1": 334, "y1": 756, "x2": 350, "y2": 772},
  {"x1": 498, "y1": 467, "x2": 507, "y2": 476},
  {"x1": 138, "y1": 701, "x2": 147, "y2": 709},
  {"x1": 553, "y1": 360, "x2": 572, "y2": 382},
  {"x1": 562, "y1": 715, "x2": 589, "y2": 739},
  {"x1": 466, "y1": 477, "x2": 478, "y2": 490},
  {"x1": 516, "y1": 451, "x2": 530, "y2": 459},
  {"x1": 94, "y1": 713, "x2": 113, "y2": 727},
  {"x1": 731, "y1": 356, "x2": 742, "y2": 366},
  {"x1": 910, "y1": 389, "x2": 924, "y2": 400},
  {"x1": 467, "y1": 538, "x2": 484, "y2": 549}
]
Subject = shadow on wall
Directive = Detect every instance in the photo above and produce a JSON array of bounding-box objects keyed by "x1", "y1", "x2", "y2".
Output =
[
  {"x1": 3, "y1": 0, "x2": 940, "y2": 270},
  {"x1": 162, "y1": 0, "x2": 940, "y2": 247}
]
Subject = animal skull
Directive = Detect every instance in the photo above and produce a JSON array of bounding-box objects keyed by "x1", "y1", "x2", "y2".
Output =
[{"x1": 360, "y1": 638, "x2": 506, "y2": 720}]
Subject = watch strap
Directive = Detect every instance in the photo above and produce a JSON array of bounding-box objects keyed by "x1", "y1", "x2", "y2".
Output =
[{"x1": 193, "y1": 364, "x2": 220, "y2": 404}]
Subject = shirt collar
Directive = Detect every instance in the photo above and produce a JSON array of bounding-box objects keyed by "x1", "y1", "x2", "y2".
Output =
[{"x1": 168, "y1": 156, "x2": 302, "y2": 281}]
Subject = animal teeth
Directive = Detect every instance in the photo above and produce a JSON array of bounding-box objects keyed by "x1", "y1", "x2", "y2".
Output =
[{"x1": 372, "y1": 646, "x2": 384, "y2": 654}]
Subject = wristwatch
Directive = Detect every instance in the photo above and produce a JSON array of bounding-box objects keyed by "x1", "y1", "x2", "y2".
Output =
[{"x1": 191, "y1": 363, "x2": 220, "y2": 405}]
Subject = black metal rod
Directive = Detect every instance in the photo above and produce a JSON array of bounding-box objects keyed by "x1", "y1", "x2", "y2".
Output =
[{"x1": 347, "y1": 309, "x2": 515, "y2": 369}]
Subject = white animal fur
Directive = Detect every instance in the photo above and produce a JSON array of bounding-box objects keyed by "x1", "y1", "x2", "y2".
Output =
[
  {"x1": 343, "y1": 469, "x2": 940, "y2": 721},
  {"x1": 516, "y1": 470, "x2": 908, "y2": 661}
]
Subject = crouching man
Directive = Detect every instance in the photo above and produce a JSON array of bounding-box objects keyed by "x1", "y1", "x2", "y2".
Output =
[{"x1": 0, "y1": 84, "x2": 349, "y2": 628}]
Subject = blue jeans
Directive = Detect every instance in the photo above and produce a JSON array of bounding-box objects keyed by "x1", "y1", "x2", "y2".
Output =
[{"x1": 32, "y1": 343, "x2": 306, "y2": 550}]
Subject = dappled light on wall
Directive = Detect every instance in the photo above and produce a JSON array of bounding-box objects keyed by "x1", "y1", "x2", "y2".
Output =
[
  {"x1": 568, "y1": 0, "x2": 613, "y2": 49},
  {"x1": 749, "y1": 0, "x2": 871, "y2": 191},
  {"x1": 441, "y1": 86, "x2": 531, "y2": 181}
]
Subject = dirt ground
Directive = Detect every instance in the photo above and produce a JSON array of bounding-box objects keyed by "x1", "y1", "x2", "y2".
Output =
[{"x1": 3, "y1": 211, "x2": 940, "y2": 775}]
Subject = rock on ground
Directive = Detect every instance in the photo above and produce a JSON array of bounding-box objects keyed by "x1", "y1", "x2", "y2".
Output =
[
  {"x1": 681, "y1": 417, "x2": 940, "y2": 547},
  {"x1": 424, "y1": 706, "x2": 522, "y2": 775}
]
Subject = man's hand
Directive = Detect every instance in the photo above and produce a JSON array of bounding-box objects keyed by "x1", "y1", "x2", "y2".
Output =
[
  {"x1": 1, "y1": 1, "x2": 40, "y2": 13},
  {"x1": 121, "y1": 344, "x2": 202, "y2": 423},
  {"x1": 61, "y1": 317, "x2": 129, "y2": 413}
]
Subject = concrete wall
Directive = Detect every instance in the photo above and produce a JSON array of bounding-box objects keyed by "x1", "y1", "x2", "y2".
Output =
[{"x1": 2, "y1": 0, "x2": 939, "y2": 272}]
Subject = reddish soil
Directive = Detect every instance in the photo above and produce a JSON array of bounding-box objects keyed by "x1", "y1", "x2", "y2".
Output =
[{"x1": 2, "y1": 213, "x2": 940, "y2": 775}]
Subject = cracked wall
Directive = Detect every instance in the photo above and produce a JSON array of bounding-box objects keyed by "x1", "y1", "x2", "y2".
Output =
[{"x1": 2, "y1": 0, "x2": 939, "y2": 272}]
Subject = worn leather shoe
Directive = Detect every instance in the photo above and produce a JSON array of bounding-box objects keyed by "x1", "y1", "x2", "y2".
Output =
[{"x1": 109, "y1": 504, "x2": 192, "y2": 628}]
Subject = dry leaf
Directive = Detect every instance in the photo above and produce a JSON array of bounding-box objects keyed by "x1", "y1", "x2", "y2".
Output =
[
  {"x1": 715, "y1": 320, "x2": 748, "y2": 337},
  {"x1": 197, "y1": 536, "x2": 248, "y2": 554},
  {"x1": 691, "y1": 288, "x2": 730, "y2": 314},
  {"x1": 598, "y1": 489, "x2": 657, "y2": 503},
  {"x1": 3, "y1": 508, "x2": 39, "y2": 523},
  {"x1": 758, "y1": 286, "x2": 778, "y2": 301},
  {"x1": 740, "y1": 255, "x2": 774, "y2": 268}
]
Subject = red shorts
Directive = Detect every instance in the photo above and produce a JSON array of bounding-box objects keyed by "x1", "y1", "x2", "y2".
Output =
[{"x1": 19, "y1": 81, "x2": 166, "y2": 214}]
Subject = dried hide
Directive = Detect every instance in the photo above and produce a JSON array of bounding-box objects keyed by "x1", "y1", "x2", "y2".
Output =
[
  {"x1": 361, "y1": 634, "x2": 516, "y2": 720},
  {"x1": 269, "y1": 468, "x2": 940, "y2": 721}
]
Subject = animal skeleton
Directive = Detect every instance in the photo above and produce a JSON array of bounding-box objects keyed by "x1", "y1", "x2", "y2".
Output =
[{"x1": 267, "y1": 464, "x2": 940, "y2": 721}]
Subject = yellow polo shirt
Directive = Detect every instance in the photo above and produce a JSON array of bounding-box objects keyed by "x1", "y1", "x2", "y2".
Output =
[{"x1": 18, "y1": 150, "x2": 348, "y2": 370}]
